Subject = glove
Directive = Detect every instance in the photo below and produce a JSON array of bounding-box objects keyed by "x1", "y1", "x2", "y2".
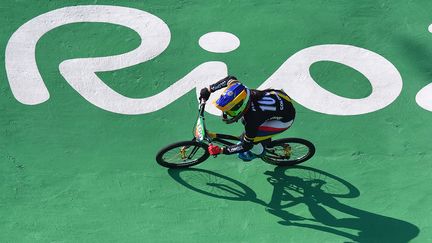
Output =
[
  {"x1": 208, "y1": 144, "x2": 222, "y2": 155},
  {"x1": 199, "y1": 87, "x2": 211, "y2": 101}
]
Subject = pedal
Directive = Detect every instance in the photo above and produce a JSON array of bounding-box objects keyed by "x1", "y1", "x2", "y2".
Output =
[{"x1": 180, "y1": 146, "x2": 187, "y2": 159}]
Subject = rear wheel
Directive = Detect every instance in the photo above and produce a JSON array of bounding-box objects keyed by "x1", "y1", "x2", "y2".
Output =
[
  {"x1": 262, "y1": 138, "x2": 315, "y2": 166},
  {"x1": 156, "y1": 141, "x2": 209, "y2": 168}
]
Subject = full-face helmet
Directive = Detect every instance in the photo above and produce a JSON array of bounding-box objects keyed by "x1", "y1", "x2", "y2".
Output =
[{"x1": 215, "y1": 81, "x2": 251, "y2": 123}]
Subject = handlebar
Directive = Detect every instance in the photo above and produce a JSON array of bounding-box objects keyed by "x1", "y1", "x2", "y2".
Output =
[
  {"x1": 199, "y1": 98, "x2": 207, "y2": 116},
  {"x1": 199, "y1": 98, "x2": 207, "y2": 105}
]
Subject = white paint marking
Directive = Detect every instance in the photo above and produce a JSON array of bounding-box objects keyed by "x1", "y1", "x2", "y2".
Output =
[
  {"x1": 8, "y1": 5, "x2": 170, "y2": 106},
  {"x1": 415, "y1": 25, "x2": 432, "y2": 112},
  {"x1": 259, "y1": 44, "x2": 403, "y2": 115},
  {"x1": 199, "y1": 32, "x2": 240, "y2": 53},
  {"x1": 5, "y1": 6, "x2": 407, "y2": 116},
  {"x1": 5, "y1": 5, "x2": 227, "y2": 115},
  {"x1": 416, "y1": 85, "x2": 432, "y2": 111}
]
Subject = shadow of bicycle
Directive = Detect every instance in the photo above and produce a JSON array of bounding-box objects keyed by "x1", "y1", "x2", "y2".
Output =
[{"x1": 168, "y1": 166, "x2": 419, "y2": 243}]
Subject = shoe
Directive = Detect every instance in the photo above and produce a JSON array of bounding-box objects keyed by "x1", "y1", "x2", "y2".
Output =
[{"x1": 238, "y1": 151, "x2": 257, "y2": 161}]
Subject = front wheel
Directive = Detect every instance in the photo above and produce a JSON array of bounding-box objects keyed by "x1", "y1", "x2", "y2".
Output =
[
  {"x1": 262, "y1": 138, "x2": 315, "y2": 166},
  {"x1": 156, "y1": 140, "x2": 210, "y2": 168}
]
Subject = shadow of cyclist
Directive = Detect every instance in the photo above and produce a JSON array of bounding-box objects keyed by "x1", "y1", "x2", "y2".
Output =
[
  {"x1": 168, "y1": 166, "x2": 419, "y2": 242},
  {"x1": 265, "y1": 166, "x2": 419, "y2": 243}
]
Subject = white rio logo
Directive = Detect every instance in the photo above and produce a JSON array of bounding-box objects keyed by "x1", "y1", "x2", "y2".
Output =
[{"x1": 4, "y1": 5, "x2": 431, "y2": 115}]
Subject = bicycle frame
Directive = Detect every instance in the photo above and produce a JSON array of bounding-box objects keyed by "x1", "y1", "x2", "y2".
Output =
[
  {"x1": 194, "y1": 100, "x2": 240, "y2": 147},
  {"x1": 156, "y1": 100, "x2": 315, "y2": 168}
]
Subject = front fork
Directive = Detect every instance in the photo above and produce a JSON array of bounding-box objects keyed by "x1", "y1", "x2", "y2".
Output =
[{"x1": 181, "y1": 142, "x2": 202, "y2": 160}]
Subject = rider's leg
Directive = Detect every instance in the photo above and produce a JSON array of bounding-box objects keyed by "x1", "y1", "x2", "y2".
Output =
[
  {"x1": 237, "y1": 134, "x2": 258, "y2": 161},
  {"x1": 237, "y1": 138, "x2": 268, "y2": 161},
  {"x1": 238, "y1": 120, "x2": 293, "y2": 161},
  {"x1": 250, "y1": 143, "x2": 264, "y2": 156},
  {"x1": 250, "y1": 119, "x2": 294, "y2": 157},
  {"x1": 254, "y1": 120, "x2": 293, "y2": 142}
]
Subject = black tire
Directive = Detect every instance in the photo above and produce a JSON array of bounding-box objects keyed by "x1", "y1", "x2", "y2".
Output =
[
  {"x1": 156, "y1": 140, "x2": 210, "y2": 168},
  {"x1": 262, "y1": 138, "x2": 315, "y2": 166}
]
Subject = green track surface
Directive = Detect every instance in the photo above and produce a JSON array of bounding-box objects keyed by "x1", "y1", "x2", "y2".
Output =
[{"x1": 1, "y1": 1, "x2": 431, "y2": 242}]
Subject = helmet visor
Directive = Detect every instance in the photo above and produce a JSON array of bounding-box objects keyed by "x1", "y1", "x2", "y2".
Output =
[{"x1": 225, "y1": 100, "x2": 244, "y2": 117}]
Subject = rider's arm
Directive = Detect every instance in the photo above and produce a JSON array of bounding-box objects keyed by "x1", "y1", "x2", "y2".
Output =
[
  {"x1": 209, "y1": 76, "x2": 238, "y2": 92},
  {"x1": 199, "y1": 76, "x2": 238, "y2": 101}
]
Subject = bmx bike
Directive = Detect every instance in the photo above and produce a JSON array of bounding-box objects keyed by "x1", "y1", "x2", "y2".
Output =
[{"x1": 156, "y1": 100, "x2": 315, "y2": 168}]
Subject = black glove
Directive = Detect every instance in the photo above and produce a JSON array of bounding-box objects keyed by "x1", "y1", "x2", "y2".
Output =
[{"x1": 199, "y1": 87, "x2": 211, "y2": 101}]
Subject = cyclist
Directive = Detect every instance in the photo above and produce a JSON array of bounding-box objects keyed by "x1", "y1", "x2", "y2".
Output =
[{"x1": 199, "y1": 75, "x2": 296, "y2": 161}]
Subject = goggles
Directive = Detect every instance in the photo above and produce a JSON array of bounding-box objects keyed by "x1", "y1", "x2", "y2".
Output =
[{"x1": 225, "y1": 100, "x2": 244, "y2": 117}]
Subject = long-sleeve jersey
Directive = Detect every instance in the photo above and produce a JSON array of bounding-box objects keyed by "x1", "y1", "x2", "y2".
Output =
[{"x1": 210, "y1": 76, "x2": 296, "y2": 155}]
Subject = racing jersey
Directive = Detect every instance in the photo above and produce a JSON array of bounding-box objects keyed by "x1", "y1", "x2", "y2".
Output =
[{"x1": 209, "y1": 76, "x2": 296, "y2": 155}]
